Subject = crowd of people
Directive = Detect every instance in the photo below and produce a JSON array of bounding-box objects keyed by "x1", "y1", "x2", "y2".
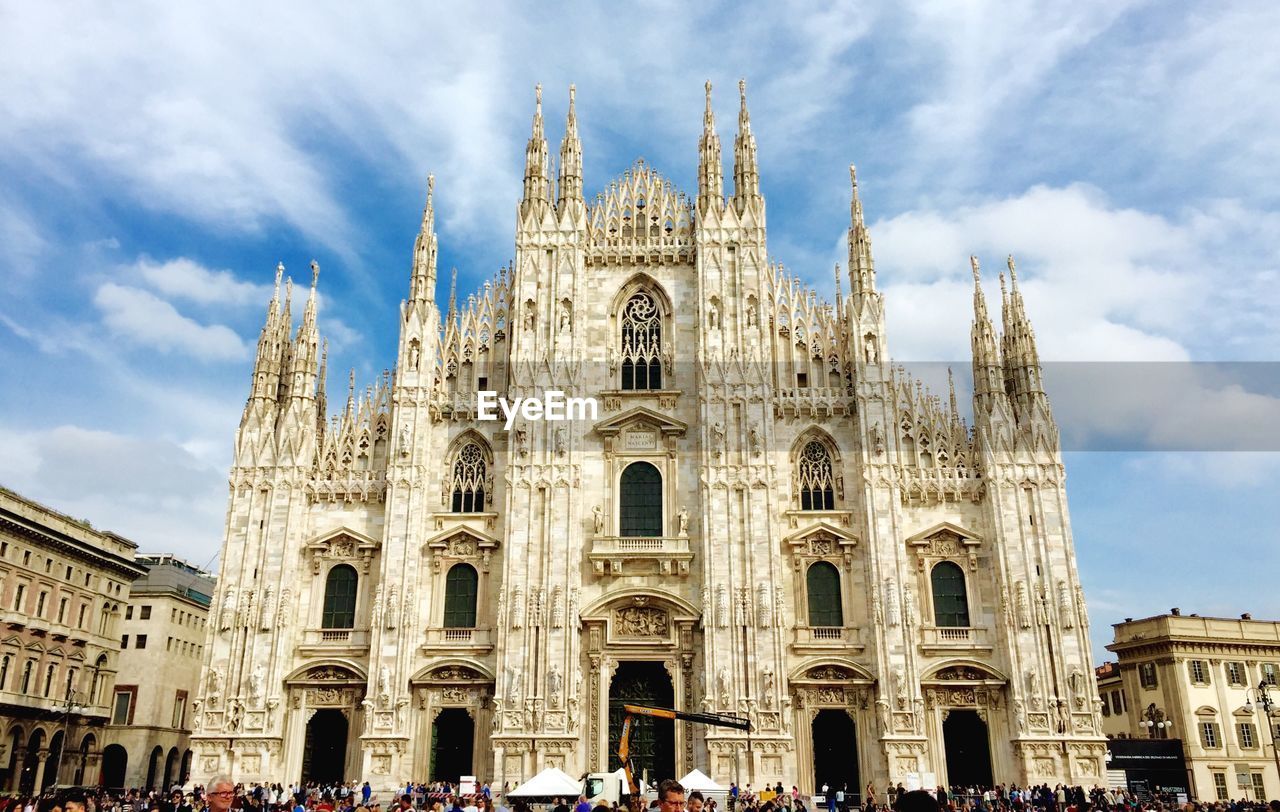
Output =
[{"x1": 0, "y1": 777, "x2": 1274, "y2": 812}]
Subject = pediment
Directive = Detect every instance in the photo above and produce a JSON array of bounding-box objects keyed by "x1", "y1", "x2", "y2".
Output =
[
  {"x1": 307, "y1": 526, "x2": 381, "y2": 550},
  {"x1": 1, "y1": 635, "x2": 21, "y2": 648},
  {"x1": 592, "y1": 406, "x2": 687, "y2": 437},
  {"x1": 305, "y1": 527, "x2": 381, "y2": 574},
  {"x1": 423, "y1": 526, "x2": 501, "y2": 553},
  {"x1": 784, "y1": 521, "x2": 858, "y2": 548},
  {"x1": 906, "y1": 522, "x2": 981, "y2": 548}
]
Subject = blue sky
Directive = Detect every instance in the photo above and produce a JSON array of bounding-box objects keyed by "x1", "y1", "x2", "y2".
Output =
[{"x1": 1, "y1": 2, "x2": 1277, "y2": 662}]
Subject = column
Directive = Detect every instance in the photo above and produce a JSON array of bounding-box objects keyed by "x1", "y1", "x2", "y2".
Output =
[
  {"x1": 7, "y1": 749, "x2": 25, "y2": 793},
  {"x1": 32, "y1": 749, "x2": 49, "y2": 793}
]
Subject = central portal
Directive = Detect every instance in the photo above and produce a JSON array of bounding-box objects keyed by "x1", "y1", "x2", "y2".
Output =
[
  {"x1": 302, "y1": 708, "x2": 349, "y2": 784},
  {"x1": 608, "y1": 661, "x2": 675, "y2": 784},
  {"x1": 943, "y1": 709, "x2": 993, "y2": 787}
]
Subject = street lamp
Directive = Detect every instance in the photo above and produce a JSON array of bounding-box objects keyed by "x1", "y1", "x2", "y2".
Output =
[
  {"x1": 1242, "y1": 681, "x2": 1280, "y2": 785},
  {"x1": 1138, "y1": 703, "x2": 1173, "y2": 739},
  {"x1": 48, "y1": 687, "x2": 87, "y2": 790}
]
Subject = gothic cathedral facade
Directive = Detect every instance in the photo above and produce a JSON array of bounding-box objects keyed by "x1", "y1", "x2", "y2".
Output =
[{"x1": 190, "y1": 83, "x2": 1107, "y2": 793}]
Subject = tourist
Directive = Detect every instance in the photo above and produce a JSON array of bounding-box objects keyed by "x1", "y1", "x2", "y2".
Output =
[{"x1": 688, "y1": 792, "x2": 705, "y2": 812}]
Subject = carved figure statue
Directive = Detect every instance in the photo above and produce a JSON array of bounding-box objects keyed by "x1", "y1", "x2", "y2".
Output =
[
  {"x1": 554, "y1": 426, "x2": 566, "y2": 457},
  {"x1": 219, "y1": 591, "x2": 235, "y2": 632},
  {"x1": 378, "y1": 666, "x2": 391, "y2": 703},
  {"x1": 592, "y1": 504, "x2": 604, "y2": 535},
  {"x1": 548, "y1": 667, "x2": 563, "y2": 708},
  {"x1": 885, "y1": 579, "x2": 900, "y2": 627},
  {"x1": 707, "y1": 301, "x2": 719, "y2": 329},
  {"x1": 515, "y1": 427, "x2": 528, "y2": 457},
  {"x1": 248, "y1": 664, "x2": 265, "y2": 703},
  {"x1": 227, "y1": 701, "x2": 243, "y2": 733},
  {"x1": 864, "y1": 335, "x2": 879, "y2": 365},
  {"x1": 206, "y1": 668, "x2": 222, "y2": 697},
  {"x1": 717, "y1": 667, "x2": 730, "y2": 707},
  {"x1": 746, "y1": 303, "x2": 758, "y2": 328},
  {"x1": 678, "y1": 507, "x2": 689, "y2": 536},
  {"x1": 408, "y1": 340, "x2": 420, "y2": 371},
  {"x1": 761, "y1": 667, "x2": 775, "y2": 709},
  {"x1": 559, "y1": 302, "x2": 572, "y2": 332},
  {"x1": 749, "y1": 425, "x2": 762, "y2": 457},
  {"x1": 506, "y1": 666, "x2": 522, "y2": 704},
  {"x1": 399, "y1": 424, "x2": 411, "y2": 457}
]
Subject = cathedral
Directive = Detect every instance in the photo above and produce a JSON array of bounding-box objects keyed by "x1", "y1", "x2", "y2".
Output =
[{"x1": 189, "y1": 81, "x2": 1107, "y2": 795}]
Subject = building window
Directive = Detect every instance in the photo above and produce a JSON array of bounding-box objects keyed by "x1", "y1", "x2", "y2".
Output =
[
  {"x1": 43, "y1": 664, "x2": 55, "y2": 697},
  {"x1": 1263, "y1": 663, "x2": 1278, "y2": 686},
  {"x1": 135, "y1": 634, "x2": 147, "y2": 649},
  {"x1": 321, "y1": 565, "x2": 358, "y2": 629},
  {"x1": 619, "y1": 292, "x2": 662, "y2": 390},
  {"x1": 1139, "y1": 662, "x2": 1158, "y2": 689},
  {"x1": 121, "y1": 635, "x2": 129, "y2": 649},
  {"x1": 57, "y1": 597, "x2": 68, "y2": 623},
  {"x1": 931, "y1": 561, "x2": 970, "y2": 627},
  {"x1": 1189, "y1": 660, "x2": 1209, "y2": 684},
  {"x1": 125, "y1": 606, "x2": 133, "y2": 620},
  {"x1": 1100, "y1": 694, "x2": 1110, "y2": 716},
  {"x1": 65, "y1": 566, "x2": 71, "y2": 580},
  {"x1": 172, "y1": 691, "x2": 188, "y2": 729},
  {"x1": 1112, "y1": 689, "x2": 1124, "y2": 713},
  {"x1": 619, "y1": 462, "x2": 663, "y2": 537},
  {"x1": 112, "y1": 689, "x2": 134, "y2": 725},
  {"x1": 805, "y1": 562, "x2": 843, "y2": 627},
  {"x1": 796, "y1": 441, "x2": 835, "y2": 511},
  {"x1": 0, "y1": 655, "x2": 9, "y2": 690},
  {"x1": 443, "y1": 564, "x2": 479, "y2": 628},
  {"x1": 13, "y1": 583, "x2": 25, "y2": 612},
  {"x1": 78, "y1": 604, "x2": 87, "y2": 628},
  {"x1": 1213, "y1": 773, "x2": 1228, "y2": 801},
  {"x1": 140, "y1": 605, "x2": 151, "y2": 620},
  {"x1": 1239, "y1": 722, "x2": 1257, "y2": 748},
  {"x1": 20, "y1": 660, "x2": 33, "y2": 693},
  {"x1": 1250, "y1": 774, "x2": 1266, "y2": 801},
  {"x1": 22, "y1": 551, "x2": 30, "y2": 566},
  {"x1": 449, "y1": 443, "x2": 488, "y2": 513},
  {"x1": 36, "y1": 591, "x2": 47, "y2": 617},
  {"x1": 1227, "y1": 662, "x2": 1244, "y2": 685},
  {"x1": 1200, "y1": 721, "x2": 1219, "y2": 748}
]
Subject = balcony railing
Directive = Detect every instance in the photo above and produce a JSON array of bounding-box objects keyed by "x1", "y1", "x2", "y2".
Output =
[
  {"x1": 300, "y1": 628, "x2": 371, "y2": 650},
  {"x1": 919, "y1": 625, "x2": 992, "y2": 651},
  {"x1": 791, "y1": 626, "x2": 864, "y2": 652},
  {"x1": 588, "y1": 536, "x2": 693, "y2": 577},
  {"x1": 423, "y1": 627, "x2": 494, "y2": 652}
]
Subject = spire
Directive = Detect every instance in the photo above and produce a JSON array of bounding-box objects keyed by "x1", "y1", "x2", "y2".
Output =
[
  {"x1": 316, "y1": 338, "x2": 329, "y2": 424},
  {"x1": 557, "y1": 85, "x2": 583, "y2": 209},
  {"x1": 834, "y1": 262, "x2": 843, "y2": 312},
  {"x1": 948, "y1": 367, "x2": 960, "y2": 422},
  {"x1": 302, "y1": 260, "x2": 319, "y2": 331},
  {"x1": 446, "y1": 267, "x2": 458, "y2": 323},
  {"x1": 696, "y1": 80, "x2": 724, "y2": 215},
  {"x1": 732, "y1": 78, "x2": 760, "y2": 212},
  {"x1": 521, "y1": 84, "x2": 550, "y2": 214},
  {"x1": 345, "y1": 369, "x2": 356, "y2": 422},
  {"x1": 970, "y1": 255, "x2": 1006, "y2": 414},
  {"x1": 848, "y1": 165, "x2": 877, "y2": 296},
  {"x1": 410, "y1": 174, "x2": 439, "y2": 303},
  {"x1": 1001, "y1": 253, "x2": 1046, "y2": 410}
]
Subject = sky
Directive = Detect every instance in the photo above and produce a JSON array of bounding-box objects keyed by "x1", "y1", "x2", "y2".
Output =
[{"x1": 1, "y1": 1, "x2": 1278, "y2": 663}]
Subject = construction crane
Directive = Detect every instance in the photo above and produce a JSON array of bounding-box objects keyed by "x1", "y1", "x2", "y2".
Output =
[{"x1": 617, "y1": 705, "x2": 752, "y2": 810}]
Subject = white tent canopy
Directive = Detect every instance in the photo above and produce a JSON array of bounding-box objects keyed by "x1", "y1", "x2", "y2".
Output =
[
  {"x1": 678, "y1": 770, "x2": 727, "y2": 793},
  {"x1": 507, "y1": 767, "x2": 583, "y2": 798},
  {"x1": 612, "y1": 767, "x2": 649, "y2": 795}
]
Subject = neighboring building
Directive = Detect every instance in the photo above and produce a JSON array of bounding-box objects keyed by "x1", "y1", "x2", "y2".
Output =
[
  {"x1": 0, "y1": 487, "x2": 146, "y2": 792},
  {"x1": 192, "y1": 82, "x2": 1107, "y2": 793},
  {"x1": 102, "y1": 554, "x2": 214, "y2": 789},
  {"x1": 1102, "y1": 610, "x2": 1280, "y2": 801}
]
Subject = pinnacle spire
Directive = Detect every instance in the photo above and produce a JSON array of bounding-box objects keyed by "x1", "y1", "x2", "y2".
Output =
[
  {"x1": 834, "y1": 262, "x2": 843, "y2": 311},
  {"x1": 848, "y1": 165, "x2": 877, "y2": 296},
  {"x1": 732, "y1": 78, "x2": 760, "y2": 211},
  {"x1": 521, "y1": 84, "x2": 550, "y2": 213},
  {"x1": 970, "y1": 255, "x2": 1006, "y2": 413},
  {"x1": 558, "y1": 84, "x2": 583, "y2": 208},
  {"x1": 410, "y1": 174, "x2": 439, "y2": 303},
  {"x1": 302, "y1": 260, "x2": 319, "y2": 330},
  {"x1": 447, "y1": 267, "x2": 458, "y2": 322},
  {"x1": 948, "y1": 367, "x2": 960, "y2": 421},
  {"x1": 697, "y1": 80, "x2": 724, "y2": 215},
  {"x1": 1000, "y1": 253, "x2": 1046, "y2": 410}
]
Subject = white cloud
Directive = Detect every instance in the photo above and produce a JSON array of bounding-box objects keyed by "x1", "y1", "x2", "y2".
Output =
[
  {"x1": 132, "y1": 256, "x2": 271, "y2": 308},
  {"x1": 0, "y1": 425, "x2": 226, "y2": 562},
  {"x1": 93, "y1": 282, "x2": 249, "y2": 361}
]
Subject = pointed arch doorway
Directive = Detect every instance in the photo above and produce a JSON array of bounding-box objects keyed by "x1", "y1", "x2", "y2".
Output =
[{"x1": 608, "y1": 662, "x2": 675, "y2": 784}]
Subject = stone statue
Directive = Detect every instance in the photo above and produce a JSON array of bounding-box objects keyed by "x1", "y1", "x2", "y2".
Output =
[
  {"x1": 378, "y1": 665, "x2": 391, "y2": 704},
  {"x1": 227, "y1": 701, "x2": 243, "y2": 733},
  {"x1": 399, "y1": 424, "x2": 411, "y2": 457},
  {"x1": 515, "y1": 426, "x2": 528, "y2": 457},
  {"x1": 876, "y1": 697, "x2": 891, "y2": 733},
  {"x1": 554, "y1": 426, "x2": 566, "y2": 457},
  {"x1": 711, "y1": 422, "x2": 725, "y2": 458},
  {"x1": 219, "y1": 591, "x2": 235, "y2": 632},
  {"x1": 761, "y1": 667, "x2": 775, "y2": 709},
  {"x1": 248, "y1": 664, "x2": 265, "y2": 703},
  {"x1": 1058, "y1": 580, "x2": 1075, "y2": 629},
  {"x1": 707, "y1": 301, "x2": 719, "y2": 329},
  {"x1": 717, "y1": 667, "x2": 730, "y2": 707},
  {"x1": 408, "y1": 340, "x2": 420, "y2": 371},
  {"x1": 592, "y1": 504, "x2": 604, "y2": 535},
  {"x1": 893, "y1": 665, "x2": 907, "y2": 710},
  {"x1": 903, "y1": 585, "x2": 917, "y2": 629},
  {"x1": 864, "y1": 335, "x2": 878, "y2": 365},
  {"x1": 506, "y1": 666, "x2": 522, "y2": 704},
  {"x1": 559, "y1": 302, "x2": 572, "y2": 332},
  {"x1": 361, "y1": 698, "x2": 375, "y2": 734},
  {"x1": 885, "y1": 579, "x2": 900, "y2": 627},
  {"x1": 678, "y1": 507, "x2": 689, "y2": 536},
  {"x1": 748, "y1": 425, "x2": 762, "y2": 456},
  {"x1": 548, "y1": 667, "x2": 563, "y2": 708},
  {"x1": 746, "y1": 303, "x2": 758, "y2": 328},
  {"x1": 206, "y1": 667, "x2": 222, "y2": 696}
]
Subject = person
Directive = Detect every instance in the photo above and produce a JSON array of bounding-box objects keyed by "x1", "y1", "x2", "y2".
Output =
[
  {"x1": 554, "y1": 798, "x2": 570, "y2": 812},
  {"x1": 364, "y1": 786, "x2": 373, "y2": 806},
  {"x1": 61, "y1": 791, "x2": 89, "y2": 812},
  {"x1": 658, "y1": 782, "x2": 686, "y2": 812},
  {"x1": 896, "y1": 793, "x2": 941, "y2": 812},
  {"x1": 206, "y1": 778, "x2": 237, "y2": 812},
  {"x1": 687, "y1": 793, "x2": 705, "y2": 812}
]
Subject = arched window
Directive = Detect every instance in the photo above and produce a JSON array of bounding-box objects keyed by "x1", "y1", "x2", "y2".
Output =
[
  {"x1": 450, "y1": 442, "x2": 487, "y2": 513},
  {"x1": 797, "y1": 441, "x2": 835, "y2": 510},
  {"x1": 21, "y1": 660, "x2": 33, "y2": 694},
  {"x1": 620, "y1": 292, "x2": 662, "y2": 390},
  {"x1": 619, "y1": 462, "x2": 663, "y2": 537},
  {"x1": 321, "y1": 565, "x2": 358, "y2": 629},
  {"x1": 931, "y1": 561, "x2": 970, "y2": 627},
  {"x1": 443, "y1": 564, "x2": 479, "y2": 628},
  {"x1": 806, "y1": 562, "x2": 843, "y2": 627},
  {"x1": 0, "y1": 655, "x2": 9, "y2": 690},
  {"x1": 43, "y1": 664, "x2": 55, "y2": 697}
]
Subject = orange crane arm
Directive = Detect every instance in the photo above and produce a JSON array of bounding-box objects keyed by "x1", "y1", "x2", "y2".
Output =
[{"x1": 617, "y1": 705, "x2": 751, "y2": 801}]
